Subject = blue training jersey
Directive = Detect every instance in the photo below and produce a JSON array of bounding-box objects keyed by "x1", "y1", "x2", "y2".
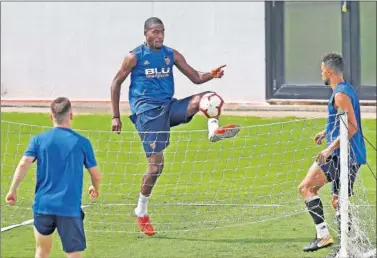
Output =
[
  {"x1": 326, "y1": 82, "x2": 366, "y2": 165},
  {"x1": 128, "y1": 43, "x2": 175, "y2": 115},
  {"x1": 24, "y1": 127, "x2": 97, "y2": 217}
]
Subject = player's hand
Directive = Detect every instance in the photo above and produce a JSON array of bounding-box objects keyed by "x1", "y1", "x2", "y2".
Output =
[
  {"x1": 112, "y1": 117, "x2": 122, "y2": 134},
  {"x1": 88, "y1": 186, "x2": 99, "y2": 200},
  {"x1": 211, "y1": 65, "x2": 226, "y2": 78},
  {"x1": 5, "y1": 191, "x2": 17, "y2": 206},
  {"x1": 316, "y1": 147, "x2": 332, "y2": 164},
  {"x1": 314, "y1": 131, "x2": 326, "y2": 145}
]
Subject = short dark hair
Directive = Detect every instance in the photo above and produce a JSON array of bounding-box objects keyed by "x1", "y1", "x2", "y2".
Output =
[
  {"x1": 144, "y1": 17, "x2": 164, "y2": 30},
  {"x1": 50, "y1": 97, "x2": 71, "y2": 124},
  {"x1": 322, "y1": 53, "x2": 344, "y2": 74}
]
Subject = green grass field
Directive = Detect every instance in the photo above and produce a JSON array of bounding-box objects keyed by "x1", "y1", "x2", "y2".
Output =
[{"x1": 1, "y1": 113, "x2": 376, "y2": 258}]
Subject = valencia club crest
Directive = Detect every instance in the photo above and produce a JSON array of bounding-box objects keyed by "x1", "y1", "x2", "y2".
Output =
[{"x1": 164, "y1": 56, "x2": 170, "y2": 65}]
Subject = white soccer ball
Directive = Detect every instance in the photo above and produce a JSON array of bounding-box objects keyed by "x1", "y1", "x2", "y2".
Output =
[{"x1": 199, "y1": 92, "x2": 224, "y2": 118}]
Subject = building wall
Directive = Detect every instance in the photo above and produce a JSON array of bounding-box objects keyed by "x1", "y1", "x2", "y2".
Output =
[{"x1": 1, "y1": 2, "x2": 266, "y2": 103}]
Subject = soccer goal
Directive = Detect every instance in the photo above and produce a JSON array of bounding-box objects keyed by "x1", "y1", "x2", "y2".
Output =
[
  {"x1": 334, "y1": 111, "x2": 376, "y2": 258},
  {"x1": 1, "y1": 114, "x2": 375, "y2": 258}
]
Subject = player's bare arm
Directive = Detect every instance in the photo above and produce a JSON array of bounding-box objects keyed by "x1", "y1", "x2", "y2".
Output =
[
  {"x1": 314, "y1": 130, "x2": 326, "y2": 145},
  {"x1": 88, "y1": 166, "x2": 102, "y2": 200},
  {"x1": 317, "y1": 93, "x2": 358, "y2": 163},
  {"x1": 6, "y1": 156, "x2": 35, "y2": 205},
  {"x1": 173, "y1": 50, "x2": 226, "y2": 84},
  {"x1": 110, "y1": 53, "x2": 137, "y2": 132}
]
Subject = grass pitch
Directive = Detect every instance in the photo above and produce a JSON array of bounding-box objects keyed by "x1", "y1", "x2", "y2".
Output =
[{"x1": 1, "y1": 112, "x2": 376, "y2": 258}]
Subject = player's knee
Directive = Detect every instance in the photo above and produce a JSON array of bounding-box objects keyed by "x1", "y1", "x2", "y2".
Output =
[
  {"x1": 188, "y1": 91, "x2": 215, "y2": 112},
  {"x1": 298, "y1": 183, "x2": 306, "y2": 196},
  {"x1": 188, "y1": 95, "x2": 201, "y2": 111},
  {"x1": 148, "y1": 161, "x2": 164, "y2": 177},
  {"x1": 298, "y1": 181, "x2": 307, "y2": 194},
  {"x1": 298, "y1": 182, "x2": 316, "y2": 198}
]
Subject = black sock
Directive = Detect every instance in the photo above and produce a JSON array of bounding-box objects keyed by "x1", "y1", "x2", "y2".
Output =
[{"x1": 305, "y1": 196, "x2": 325, "y2": 225}]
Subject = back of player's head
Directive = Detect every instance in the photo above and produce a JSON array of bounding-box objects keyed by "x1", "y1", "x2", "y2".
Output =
[
  {"x1": 50, "y1": 97, "x2": 72, "y2": 124},
  {"x1": 322, "y1": 53, "x2": 344, "y2": 74},
  {"x1": 144, "y1": 17, "x2": 164, "y2": 31}
]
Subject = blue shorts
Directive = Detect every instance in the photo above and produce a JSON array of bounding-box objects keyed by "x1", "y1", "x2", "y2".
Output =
[
  {"x1": 33, "y1": 210, "x2": 86, "y2": 253},
  {"x1": 130, "y1": 96, "x2": 194, "y2": 157},
  {"x1": 318, "y1": 155, "x2": 360, "y2": 196}
]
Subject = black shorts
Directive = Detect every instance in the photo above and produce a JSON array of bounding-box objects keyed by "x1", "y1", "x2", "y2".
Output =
[
  {"x1": 33, "y1": 210, "x2": 86, "y2": 253},
  {"x1": 318, "y1": 155, "x2": 360, "y2": 196}
]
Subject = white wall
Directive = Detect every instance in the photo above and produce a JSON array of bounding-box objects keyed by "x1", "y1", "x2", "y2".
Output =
[{"x1": 1, "y1": 2, "x2": 266, "y2": 103}]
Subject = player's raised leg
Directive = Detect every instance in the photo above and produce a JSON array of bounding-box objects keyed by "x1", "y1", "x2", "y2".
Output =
[
  {"x1": 186, "y1": 92, "x2": 240, "y2": 142},
  {"x1": 298, "y1": 161, "x2": 334, "y2": 252}
]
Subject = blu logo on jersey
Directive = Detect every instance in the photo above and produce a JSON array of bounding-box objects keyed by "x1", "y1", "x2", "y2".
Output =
[{"x1": 145, "y1": 67, "x2": 171, "y2": 78}]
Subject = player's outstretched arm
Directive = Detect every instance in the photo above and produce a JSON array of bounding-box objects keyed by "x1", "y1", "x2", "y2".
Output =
[
  {"x1": 110, "y1": 52, "x2": 137, "y2": 132},
  {"x1": 6, "y1": 156, "x2": 35, "y2": 205},
  {"x1": 173, "y1": 50, "x2": 226, "y2": 85}
]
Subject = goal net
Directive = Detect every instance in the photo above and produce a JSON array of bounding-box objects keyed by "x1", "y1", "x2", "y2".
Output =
[
  {"x1": 332, "y1": 112, "x2": 376, "y2": 258},
  {"x1": 1, "y1": 115, "x2": 376, "y2": 257}
]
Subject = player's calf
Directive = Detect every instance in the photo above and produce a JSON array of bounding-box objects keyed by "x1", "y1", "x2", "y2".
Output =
[
  {"x1": 301, "y1": 195, "x2": 334, "y2": 252},
  {"x1": 136, "y1": 172, "x2": 160, "y2": 218},
  {"x1": 299, "y1": 164, "x2": 335, "y2": 252},
  {"x1": 140, "y1": 152, "x2": 164, "y2": 196}
]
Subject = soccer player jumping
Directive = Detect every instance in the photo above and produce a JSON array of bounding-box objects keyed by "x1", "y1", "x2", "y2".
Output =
[
  {"x1": 298, "y1": 53, "x2": 366, "y2": 252},
  {"x1": 110, "y1": 17, "x2": 240, "y2": 236}
]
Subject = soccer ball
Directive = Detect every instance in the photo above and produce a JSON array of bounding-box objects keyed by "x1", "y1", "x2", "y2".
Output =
[{"x1": 199, "y1": 92, "x2": 224, "y2": 118}]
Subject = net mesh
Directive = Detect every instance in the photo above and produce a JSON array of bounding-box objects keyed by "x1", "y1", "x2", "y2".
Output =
[{"x1": 1, "y1": 116, "x2": 375, "y2": 257}]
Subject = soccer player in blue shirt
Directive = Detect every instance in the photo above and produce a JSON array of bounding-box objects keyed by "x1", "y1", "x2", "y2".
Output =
[
  {"x1": 5, "y1": 97, "x2": 102, "y2": 258},
  {"x1": 110, "y1": 17, "x2": 240, "y2": 236},
  {"x1": 298, "y1": 53, "x2": 366, "y2": 252}
]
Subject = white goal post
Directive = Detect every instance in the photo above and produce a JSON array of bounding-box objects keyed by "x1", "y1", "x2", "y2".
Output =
[
  {"x1": 336, "y1": 110, "x2": 376, "y2": 258},
  {"x1": 338, "y1": 110, "x2": 349, "y2": 258}
]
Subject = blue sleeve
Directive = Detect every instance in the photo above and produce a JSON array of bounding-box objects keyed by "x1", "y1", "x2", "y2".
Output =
[
  {"x1": 24, "y1": 136, "x2": 38, "y2": 158},
  {"x1": 334, "y1": 84, "x2": 352, "y2": 98},
  {"x1": 83, "y1": 138, "x2": 97, "y2": 169}
]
